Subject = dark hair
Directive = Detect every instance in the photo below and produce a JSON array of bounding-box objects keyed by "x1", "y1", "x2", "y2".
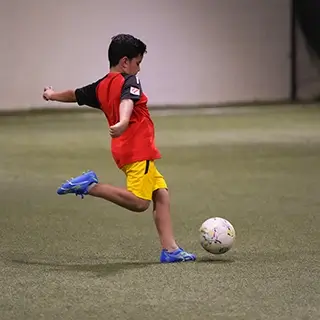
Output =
[{"x1": 108, "y1": 34, "x2": 147, "y2": 67}]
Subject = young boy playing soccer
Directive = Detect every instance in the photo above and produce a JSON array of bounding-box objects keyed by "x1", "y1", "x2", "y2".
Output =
[{"x1": 42, "y1": 34, "x2": 196, "y2": 263}]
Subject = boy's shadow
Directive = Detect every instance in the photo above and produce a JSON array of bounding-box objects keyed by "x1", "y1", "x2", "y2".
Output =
[
  {"x1": 11, "y1": 255, "x2": 234, "y2": 277},
  {"x1": 11, "y1": 258, "x2": 157, "y2": 277}
]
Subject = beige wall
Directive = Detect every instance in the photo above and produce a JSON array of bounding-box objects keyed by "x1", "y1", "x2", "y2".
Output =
[{"x1": 0, "y1": 0, "x2": 318, "y2": 110}]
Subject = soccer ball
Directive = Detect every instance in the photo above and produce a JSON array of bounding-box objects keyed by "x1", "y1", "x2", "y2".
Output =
[{"x1": 199, "y1": 217, "x2": 236, "y2": 254}]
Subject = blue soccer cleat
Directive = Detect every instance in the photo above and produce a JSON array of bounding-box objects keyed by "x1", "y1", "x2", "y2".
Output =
[
  {"x1": 57, "y1": 170, "x2": 98, "y2": 199},
  {"x1": 160, "y1": 248, "x2": 196, "y2": 263}
]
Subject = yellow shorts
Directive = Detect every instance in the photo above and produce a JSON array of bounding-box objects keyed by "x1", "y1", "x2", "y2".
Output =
[{"x1": 121, "y1": 160, "x2": 167, "y2": 200}]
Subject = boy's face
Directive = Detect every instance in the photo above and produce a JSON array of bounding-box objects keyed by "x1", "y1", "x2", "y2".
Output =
[{"x1": 122, "y1": 54, "x2": 143, "y2": 75}]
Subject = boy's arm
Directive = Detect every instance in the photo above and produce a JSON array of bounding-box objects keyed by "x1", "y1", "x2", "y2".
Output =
[
  {"x1": 109, "y1": 75, "x2": 141, "y2": 138},
  {"x1": 43, "y1": 77, "x2": 105, "y2": 109},
  {"x1": 109, "y1": 99, "x2": 134, "y2": 138},
  {"x1": 43, "y1": 87, "x2": 76, "y2": 102}
]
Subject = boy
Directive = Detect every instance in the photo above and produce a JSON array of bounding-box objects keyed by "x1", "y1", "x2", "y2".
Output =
[{"x1": 42, "y1": 34, "x2": 196, "y2": 263}]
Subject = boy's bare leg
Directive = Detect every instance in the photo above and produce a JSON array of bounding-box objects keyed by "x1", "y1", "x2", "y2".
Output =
[
  {"x1": 153, "y1": 188, "x2": 196, "y2": 262},
  {"x1": 88, "y1": 183, "x2": 150, "y2": 212},
  {"x1": 152, "y1": 188, "x2": 179, "y2": 251},
  {"x1": 56, "y1": 170, "x2": 149, "y2": 212}
]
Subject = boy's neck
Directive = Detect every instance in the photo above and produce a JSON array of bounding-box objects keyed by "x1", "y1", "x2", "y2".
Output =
[{"x1": 110, "y1": 66, "x2": 123, "y2": 73}]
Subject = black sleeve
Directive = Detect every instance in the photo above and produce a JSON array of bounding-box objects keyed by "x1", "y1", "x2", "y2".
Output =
[
  {"x1": 120, "y1": 75, "x2": 142, "y2": 104},
  {"x1": 75, "y1": 79, "x2": 103, "y2": 109}
]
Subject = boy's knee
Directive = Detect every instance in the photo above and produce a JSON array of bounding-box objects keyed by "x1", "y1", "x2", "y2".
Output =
[{"x1": 134, "y1": 199, "x2": 150, "y2": 212}]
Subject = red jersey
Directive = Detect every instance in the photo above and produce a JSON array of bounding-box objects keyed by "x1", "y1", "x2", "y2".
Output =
[{"x1": 75, "y1": 73, "x2": 161, "y2": 168}]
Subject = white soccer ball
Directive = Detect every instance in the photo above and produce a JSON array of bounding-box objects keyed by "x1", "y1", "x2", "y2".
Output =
[{"x1": 199, "y1": 217, "x2": 236, "y2": 254}]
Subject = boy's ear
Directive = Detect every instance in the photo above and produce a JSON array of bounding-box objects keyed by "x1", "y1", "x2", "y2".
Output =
[{"x1": 119, "y1": 56, "x2": 129, "y2": 67}]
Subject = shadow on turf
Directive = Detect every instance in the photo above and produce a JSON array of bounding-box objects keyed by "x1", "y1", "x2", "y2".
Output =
[
  {"x1": 197, "y1": 256, "x2": 235, "y2": 264},
  {"x1": 10, "y1": 256, "x2": 234, "y2": 276},
  {"x1": 11, "y1": 259, "x2": 158, "y2": 276}
]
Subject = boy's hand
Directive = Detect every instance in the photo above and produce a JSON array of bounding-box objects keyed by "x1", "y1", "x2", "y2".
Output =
[
  {"x1": 43, "y1": 86, "x2": 55, "y2": 101},
  {"x1": 109, "y1": 121, "x2": 128, "y2": 138}
]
